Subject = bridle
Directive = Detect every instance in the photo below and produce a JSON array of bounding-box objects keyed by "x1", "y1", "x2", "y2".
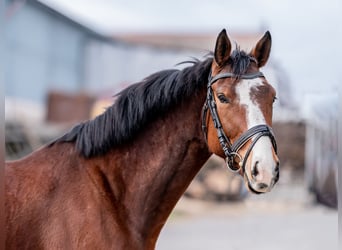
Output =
[{"x1": 202, "y1": 71, "x2": 278, "y2": 173}]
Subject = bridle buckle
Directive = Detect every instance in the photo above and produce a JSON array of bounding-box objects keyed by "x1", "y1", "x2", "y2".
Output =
[{"x1": 225, "y1": 152, "x2": 243, "y2": 173}]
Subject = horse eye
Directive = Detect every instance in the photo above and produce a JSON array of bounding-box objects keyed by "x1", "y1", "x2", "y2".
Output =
[
  {"x1": 217, "y1": 94, "x2": 230, "y2": 103},
  {"x1": 273, "y1": 96, "x2": 277, "y2": 103}
]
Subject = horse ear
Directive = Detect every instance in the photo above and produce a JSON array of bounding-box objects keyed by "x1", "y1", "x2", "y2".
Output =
[
  {"x1": 251, "y1": 31, "x2": 272, "y2": 67},
  {"x1": 214, "y1": 29, "x2": 231, "y2": 66}
]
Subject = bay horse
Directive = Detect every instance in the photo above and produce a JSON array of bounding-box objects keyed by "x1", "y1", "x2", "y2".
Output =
[{"x1": 5, "y1": 29, "x2": 279, "y2": 249}]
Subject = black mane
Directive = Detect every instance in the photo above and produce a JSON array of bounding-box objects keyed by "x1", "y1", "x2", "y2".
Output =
[
  {"x1": 52, "y1": 57, "x2": 213, "y2": 157},
  {"x1": 51, "y1": 49, "x2": 253, "y2": 158}
]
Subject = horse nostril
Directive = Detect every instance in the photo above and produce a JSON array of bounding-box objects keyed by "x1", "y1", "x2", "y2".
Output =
[
  {"x1": 252, "y1": 161, "x2": 259, "y2": 178},
  {"x1": 274, "y1": 171, "x2": 280, "y2": 183},
  {"x1": 274, "y1": 162, "x2": 280, "y2": 173},
  {"x1": 274, "y1": 167, "x2": 279, "y2": 173}
]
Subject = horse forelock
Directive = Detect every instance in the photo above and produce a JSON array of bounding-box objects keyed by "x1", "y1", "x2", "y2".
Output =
[
  {"x1": 51, "y1": 57, "x2": 213, "y2": 157},
  {"x1": 229, "y1": 48, "x2": 256, "y2": 77}
]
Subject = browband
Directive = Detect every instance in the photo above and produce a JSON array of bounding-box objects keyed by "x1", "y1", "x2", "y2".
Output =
[{"x1": 209, "y1": 71, "x2": 264, "y2": 85}]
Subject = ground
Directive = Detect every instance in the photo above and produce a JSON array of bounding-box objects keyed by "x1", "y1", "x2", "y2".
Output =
[{"x1": 156, "y1": 170, "x2": 337, "y2": 250}]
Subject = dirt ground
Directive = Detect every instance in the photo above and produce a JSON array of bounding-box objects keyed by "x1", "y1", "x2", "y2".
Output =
[{"x1": 156, "y1": 170, "x2": 337, "y2": 250}]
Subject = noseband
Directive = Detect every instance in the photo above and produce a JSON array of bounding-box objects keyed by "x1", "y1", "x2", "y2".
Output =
[{"x1": 202, "y1": 71, "x2": 278, "y2": 173}]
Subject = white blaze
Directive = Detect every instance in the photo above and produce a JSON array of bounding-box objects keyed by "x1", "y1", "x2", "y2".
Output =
[{"x1": 235, "y1": 79, "x2": 277, "y2": 191}]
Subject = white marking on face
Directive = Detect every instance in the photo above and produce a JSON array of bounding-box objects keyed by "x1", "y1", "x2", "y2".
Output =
[
  {"x1": 235, "y1": 78, "x2": 277, "y2": 192},
  {"x1": 236, "y1": 79, "x2": 265, "y2": 129}
]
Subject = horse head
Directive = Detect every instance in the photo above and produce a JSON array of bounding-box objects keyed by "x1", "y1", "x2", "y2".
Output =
[{"x1": 204, "y1": 29, "x2": 279, "y2": 194}]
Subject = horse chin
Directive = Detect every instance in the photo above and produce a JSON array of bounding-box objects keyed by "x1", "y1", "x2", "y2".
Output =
[{"x1": 243, "y1": 174, "x2": 264, "y2": 195}]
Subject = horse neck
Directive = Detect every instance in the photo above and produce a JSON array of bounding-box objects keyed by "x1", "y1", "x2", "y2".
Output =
[{"x1": 86, "y1": 87, "x2": 210, "y2": 248}]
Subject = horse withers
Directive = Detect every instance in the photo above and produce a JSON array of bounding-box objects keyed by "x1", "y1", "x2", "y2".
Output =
[{"x1": 5, "y1": 29, "x2": 279, "y2": 249}]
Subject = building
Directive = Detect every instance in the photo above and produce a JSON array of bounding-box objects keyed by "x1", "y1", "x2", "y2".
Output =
[
  {"x1": 4, "y1": 0, "x2": 201, "y2": 105},
  {"x1": 5, "y1": 0, "x2": 292, "y2": 108},
  {"x1": 5, "y1": 0, "x2": 106, "y2": 103},
  {"x1": 303, "y1": 93, "x2": 338, "y2": 208}
]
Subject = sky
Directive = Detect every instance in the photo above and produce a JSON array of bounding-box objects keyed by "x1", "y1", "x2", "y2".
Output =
[{"x1": 40, "y1": 0, "x2": 342, "y2": 105}]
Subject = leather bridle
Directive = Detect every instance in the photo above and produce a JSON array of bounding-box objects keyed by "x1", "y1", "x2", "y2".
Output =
[{"x1": 202, "y1": 71, "x2": 278, "y2": 173}]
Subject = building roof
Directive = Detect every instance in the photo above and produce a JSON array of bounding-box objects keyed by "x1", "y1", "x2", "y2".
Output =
[
  {"x1": 6, "y1": 0, "x2": 112, "y2": 41},
  {"x1": 114, "y1": 32, "x2": 264, "y2": 52},
  {"x1": 7, "y1": 1, "x2": 265, "y2": 52}
]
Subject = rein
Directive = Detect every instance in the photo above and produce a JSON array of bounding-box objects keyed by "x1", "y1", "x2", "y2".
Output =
[{"x1": 202, "y1": 71, "x2": 277, "y2": 173}]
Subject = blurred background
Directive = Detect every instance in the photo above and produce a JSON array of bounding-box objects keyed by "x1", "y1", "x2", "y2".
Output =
[{"x1": 4, "y1": 0, "x2": 339, "y2": 249}]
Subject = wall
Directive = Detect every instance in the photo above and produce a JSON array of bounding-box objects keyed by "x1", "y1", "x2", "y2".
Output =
[{"x1": 5, "y1": 0, "x2": 87, "y2": 104}]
